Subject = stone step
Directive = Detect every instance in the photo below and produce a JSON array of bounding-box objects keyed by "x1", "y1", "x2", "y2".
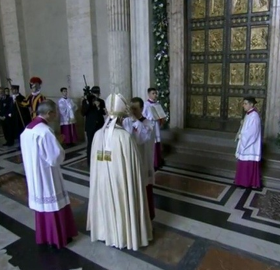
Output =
[
  {"x1": 161, "y1": 128, "x2": 280, "y2": 153},
  {"x1": 161, "y1": 128, "x2": 236, "y2": 147},
  {"x1": 169, "y1": 142, "x2": 280, "y2": 169},
  {"x1": 164, "y1": 153, "x2": 280, "y2": 189}
]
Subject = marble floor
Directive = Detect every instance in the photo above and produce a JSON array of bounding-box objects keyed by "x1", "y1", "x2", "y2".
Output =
[{"x1": 0, "y1": 134, "x2": 280, "y2": 270}]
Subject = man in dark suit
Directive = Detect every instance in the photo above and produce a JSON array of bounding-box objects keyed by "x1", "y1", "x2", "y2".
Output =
[
  {"x1": 11, "y1": 85, "x2": 31, "y2": 148},
  {"x1": 81, "y1": 86, "x2": 106, "y2": 167},
  {"x1": 0, "y1": 87, "x2": 14, "y2": 146}
]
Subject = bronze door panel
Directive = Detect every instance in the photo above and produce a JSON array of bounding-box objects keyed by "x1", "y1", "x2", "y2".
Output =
[{"x1": 186, "y1": 0, "x2": 271, "y2": 131}]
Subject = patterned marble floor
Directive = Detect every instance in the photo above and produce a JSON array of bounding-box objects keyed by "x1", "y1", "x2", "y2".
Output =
[{"x1": 0, "y1": 134, "x2": 280, "y2": 270}]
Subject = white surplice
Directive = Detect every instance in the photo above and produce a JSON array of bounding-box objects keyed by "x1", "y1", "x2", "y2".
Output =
[
  {"x1": 86, "y1": 124, "x2": 153, "y2": 251},
  {"x1": 143, "y1": 100, "x2": 165, "y2": 143},
  {"x1": 235, "y1": 109, "x2": 261, "y2": 161},
  {"x1": 58, "y1": 97, "x2": 77, "y2": 125},
  {"x1": 20, "y1": 121, "x2": 70, "y2": 212},
  {"x1": 122, "y1": 117, "x2": 155, "y2": 186}
]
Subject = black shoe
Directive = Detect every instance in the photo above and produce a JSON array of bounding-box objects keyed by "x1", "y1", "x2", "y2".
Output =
[
  {"x1": 67, "y1": 237, "x2": 73, "y2": 244},
  {"x1": 2, "y1": 142, "x2": 14, "y2": 147},
  {"x1": 48, "y1": 244, "x2": 58, "y2": 250}
]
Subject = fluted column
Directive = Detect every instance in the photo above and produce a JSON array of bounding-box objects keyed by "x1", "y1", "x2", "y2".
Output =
[
  {"x1": 264, "y1": 0, "x2": 280, "y2": 139},
  {"x1": 107, "y1": 0, "x2": 132, "y2": 100},
  {"x1": 0, "y1": 7, "x2": 8, "y2": 86},
  {"x1": 130, "y1": 0, "x2": 153, "y2": 101},
  {"x1": 0, "y1": 0, "x2": 25, "y2": 93},
  {"x1": 66, "y1": 0, "x2": 95, "y2": 97},
  {"x1": 169, "y1": 0, "x2": 185, "y2": 128}
]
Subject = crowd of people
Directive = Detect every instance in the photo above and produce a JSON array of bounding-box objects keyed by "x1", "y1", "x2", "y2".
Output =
[{"x1": 0, "y1": 77, "x2": 262, "y2": 251}]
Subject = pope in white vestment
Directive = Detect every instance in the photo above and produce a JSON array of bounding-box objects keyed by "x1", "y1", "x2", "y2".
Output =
[
  {"x1": 58, "y1": 87, "x2": 78, "y2": 145},
  {"x1": 87, "y1": 93, "x2": 153, "y2": 251},
  {"x1": 21, "y1": 100, "x2": 78, "y2": 248},
  {"x1": 235, "y1": 97, "x2": 262, "y2": 188},
  {"x1": 123, "y1": 97, "x2": 156, "y2": 220}
]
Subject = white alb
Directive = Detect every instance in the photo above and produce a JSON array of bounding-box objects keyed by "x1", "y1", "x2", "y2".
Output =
[
  {"x1": 58, "y1": 97, "x2": 77, "y2": 125},
  {"x1": 235, "y1": 110, "x2": 262, "y2": 162},
  {"x1": 21, "y1": 121, "x2": 70, "y2": 212}
]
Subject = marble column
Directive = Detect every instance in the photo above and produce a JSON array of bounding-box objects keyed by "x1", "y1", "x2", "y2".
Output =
[
  {"x1": 66, "y1": 0, "x2": 95, "y2": 98},
  {"x1": 169, "y1": 0, "x2": 185, "y2": 129},
  {"x1": 107, "y1": 0, "x2": 132, "y2": 100},
  {"x1": 0, "y1": 0, "x2": 25, "y2": 93},
  {"x1": 130, "y1": 0, "x2": 153, "y2": 101},
  {"x1": 0, "y1": 13, "x2": 7, "y2": 87},
  {"x1": 264, "y1": 0, "x2": 280, "y2": 139}
]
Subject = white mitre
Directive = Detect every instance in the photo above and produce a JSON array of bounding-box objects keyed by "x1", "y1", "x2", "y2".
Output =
[
  {"x1": 105, "y1": 93, "x2": 128, "y2": 118},
  {"x1": 101, "y1": 93, "x2": 129, "y2": 160}
]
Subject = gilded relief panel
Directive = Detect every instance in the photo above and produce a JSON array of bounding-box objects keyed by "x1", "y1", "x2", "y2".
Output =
[
  {"x1": 252, "y1": 0, "x2": 269, "y2": 13},
  {"x1": 228, "y1": 97, "x2": 243, "y2": 118},
  {"x1": 255, "y1": 98, "x2": 264, "y2": 114},
  {"x1": 191, "y1": 64, "x2": 204, "y2": 84},
  {"x1": 250, "y1": 26, "x2": 268, "y2": 50},
  {"x1": 208, "y1": 64, "x2": 222, "y2": 85},
  {"x1": 186, "y1": 0, "x2": 270, "y2": 129},
  {"x1": 207, "y1": 96, "x2": 221, "y2": 117},
  {"x1": 209, "y1": 29, "x2": 223, "y2": 52},
  {"x1": 209, "y1": 0, "x2": 224, "y2": 17},
  {"x1": 231, "y1": 27, "x2": 247, "y2": 51},
  {"x1": 232, "y1": 0, "x2": 248, "y2": 14},
  {"x1": 249, "y1": 63, "x2": 266, "y2": 86},
  {"x1": 191, "y1": 0, "x2": 206, "y2": 19},
  {"x1": 229, "y1": 63, "x2": 245, "y2": 85},
  {"x1": 191, "y1": 31, "x2": 205, "y2": 52},
  {"x1": 190, "y1": 96, "x2": 203, "y2": 116}
]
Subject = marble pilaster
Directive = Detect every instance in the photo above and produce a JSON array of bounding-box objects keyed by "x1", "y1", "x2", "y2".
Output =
[
  {"x1": 130, "y1": 0, "x2": 153, "y2": 101},
  {"x1": 107, "y1": 0, "x2": 132, "y2": 100},
  {"x1": 0, "y1": 0, "x2": 25, "y2": 93},
  {"x1": 264, "y1": 0, "x2": 280, "y2": 139},
  {"x1": 169, "y1": 0, "x2": 185, "y2": 129},
  {"x1": 0, "y1": 16, "x2": 7, "y2": 87},
  {"x1": 66, "y1": 0, "x2": 95, "y2": 98}
]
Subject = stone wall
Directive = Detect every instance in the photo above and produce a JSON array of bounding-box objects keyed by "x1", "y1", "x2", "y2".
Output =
[{"x1": 0, "y1": 0, "x2": 110, "y2": 99}]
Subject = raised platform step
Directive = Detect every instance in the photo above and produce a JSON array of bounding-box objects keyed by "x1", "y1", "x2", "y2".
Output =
[
  {"x1": 161, "y1": 128, "x2": 236, "y2": 147},
  {"x1": 170, "y1": 142, "x2": 280, "y2": 169},
  {"x1": 162, "y1": 128, "x2": 280, "y2": 151},
  {"x1": 161, "y1": 129, "x2": 280, "y2": 189},
  {"x1": 164, "y1": 153, "x2": 280, "y2": 189}
]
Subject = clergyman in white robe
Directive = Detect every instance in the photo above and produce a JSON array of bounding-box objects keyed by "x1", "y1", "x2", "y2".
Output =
[
  {"x1": 58, "y1": 87, "x2": 78, "y2": 145},
  {"x1": 235, "y1": 97, "x2": 262, "y2": 188},
  {"x1": 20, "y1": 100, "x2": 78, "y2": 248},
  {"x1": 87, "y1": 93, "x2": 153, "y2": 251},
  {"x1": 123, "y1": 97, "x2": 156, "y2": 220}
]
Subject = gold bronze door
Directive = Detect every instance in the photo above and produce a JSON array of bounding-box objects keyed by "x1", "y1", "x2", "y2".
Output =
[{"x1": 185, "y1": 0, "x2": 271, "y2": 132}]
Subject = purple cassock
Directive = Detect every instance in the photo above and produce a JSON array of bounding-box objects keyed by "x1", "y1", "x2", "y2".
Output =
[{"x1": 60, "y1": 124, "x2": 78, "y2": 144}]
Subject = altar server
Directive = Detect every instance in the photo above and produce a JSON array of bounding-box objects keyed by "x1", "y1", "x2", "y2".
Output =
[
  {"x1": 235, "y1": 96, "x2": 262, "y2": 188},
  {"x1": 58, "y1": 87, "x2": 78, "y2": 145},
  {"x1": 123, "y1": 97, "x2": 155, "y2": 220},
  {"x1": 143, "y1": 88, "x2": 166, "y2": 170},
  {"x1": 21, "y1": 100, "x2": 78, "y2": 248},
  {"x1": 87, "y1": 93, "x2": 153, "y2": 251}
]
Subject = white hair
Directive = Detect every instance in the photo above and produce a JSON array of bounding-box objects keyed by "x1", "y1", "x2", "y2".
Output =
[{"x1": 37, "y1": 99, "x2": 56, "y2": 116}]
